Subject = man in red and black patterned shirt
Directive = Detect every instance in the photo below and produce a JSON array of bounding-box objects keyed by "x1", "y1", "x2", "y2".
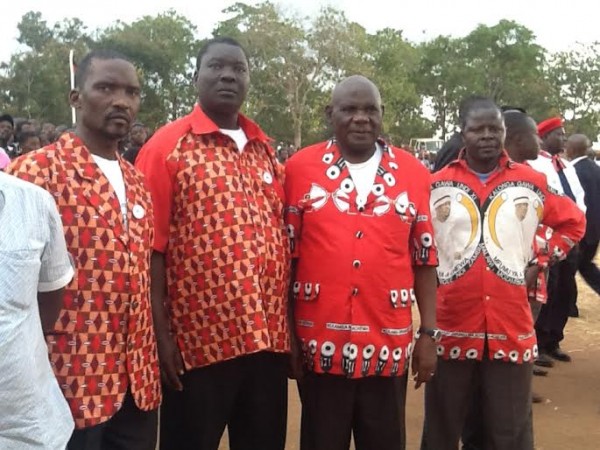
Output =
[
  {"x1": 285, "y1": 75, "x2": 438, "y2": 450},
  {"x1": 136, "y1": 37, "x2": 290, "y2": 450}
]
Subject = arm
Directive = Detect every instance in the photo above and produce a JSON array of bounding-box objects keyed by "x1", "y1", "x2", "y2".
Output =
[
  {"x1": 151, "y1": 251, "x2": 184, "y2": 391},
  {"x1": 412, "y1": 266, "x2": 438, "y2": 389},
  {"x1": 37, "y1": 193, "x2": 74, "y2": 332},
  {"x1": 38, "y1": 289, "x2": 65, "y2": 332},
  {"x1": 410, "y1": 168, "x2": 438, "y2": 388}
]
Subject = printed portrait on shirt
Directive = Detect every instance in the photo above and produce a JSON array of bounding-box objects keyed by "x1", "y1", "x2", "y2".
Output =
[
  {"x1": 431, "y1": 183, "x2": 481, "y2": 284},
  {"x1": 482, "y1": 182, "x2": 544, "y2": 284}
]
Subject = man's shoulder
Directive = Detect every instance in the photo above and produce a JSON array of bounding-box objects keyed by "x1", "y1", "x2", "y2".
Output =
[
  {"x1": 0, "y1": 171, "x2": 53, "y2": 205},
  {"x1": 139, "y1": 114, "x2": 193, "y2": 159},
  {"x1": 286, "y1": 142, "x2": 329, "y2": 168}
]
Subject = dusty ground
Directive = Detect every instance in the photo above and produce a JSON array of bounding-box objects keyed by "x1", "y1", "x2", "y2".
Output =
[{"x1": 219, "y1": 275, "x2": 600, "y2": 449}]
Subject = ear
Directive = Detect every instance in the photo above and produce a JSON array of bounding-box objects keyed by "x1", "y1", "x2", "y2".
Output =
[
  {"x1": 69, "y1": 89, "x2": 81, "y2": 109},
  {"x1": 381, "y1": 103, "x2": 385, "y2": 117},
  {"x1": 192, "y1": 69, "x2": 198, "y2": 84}
]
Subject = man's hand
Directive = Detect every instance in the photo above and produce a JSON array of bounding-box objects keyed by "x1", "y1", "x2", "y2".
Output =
[
  {"x1": 525, "y1": 264, "x2": 540, "y2": 292},
  {"x1": 288, "y1": 333, "x2": 306, "y2": 380},
  {"x1": 156, "y1": 332, "x2": 184, "y2": 391},
  {"x1": 411, "y1": 335, "x2": 437, "y2": 389}
]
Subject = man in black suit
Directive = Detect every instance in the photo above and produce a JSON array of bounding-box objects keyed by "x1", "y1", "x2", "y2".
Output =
[{"x1": 567, "y1": 134, "x2": 600, "y2": 296}]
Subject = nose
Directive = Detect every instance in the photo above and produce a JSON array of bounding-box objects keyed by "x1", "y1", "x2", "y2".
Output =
[
  {"x1": 112, "y1": 89, "x2": 133, "y2": 110},
  {"x1": 352, "y1": 109, "x2": 369, "y2": 123},
  {"x1": 219, "y1": 66, "x2": 236, "y2": 82}
]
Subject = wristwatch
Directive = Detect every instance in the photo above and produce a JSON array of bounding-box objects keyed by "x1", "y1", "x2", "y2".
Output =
[{"x1": 417, "y1": 326, "x2": 442, "y2": 342}]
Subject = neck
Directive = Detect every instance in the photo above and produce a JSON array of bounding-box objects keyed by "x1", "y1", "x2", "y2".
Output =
[
  {"x1": 340, "y1": 145, "x2": 377, "y2": 164},
  {"x1": 203, "y1": 109, "x2": 239, "y2": 129},
  {"x1": 75, "y1": 126, "x2": 119, "y2": 160},
  {"x1": 466, "y1": 154, "x2": 499, "y2": 174}
]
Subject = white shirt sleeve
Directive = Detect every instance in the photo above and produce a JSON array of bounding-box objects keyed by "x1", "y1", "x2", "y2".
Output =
[
  {"x1": 38, "y1": 194, "x2": 74, "y2": 292},
  {"x1": 563, "y1": 161, "x2": 587, "y2": 213}
]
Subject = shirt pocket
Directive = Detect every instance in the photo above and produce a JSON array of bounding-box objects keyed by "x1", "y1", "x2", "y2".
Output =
[{"x1": 0, "y1": 249, "x2": 41, "y2": 310}]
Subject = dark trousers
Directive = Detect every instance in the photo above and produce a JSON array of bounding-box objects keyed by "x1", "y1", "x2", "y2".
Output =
[
  {"x1": 421, "y1": 357, "x2": 533, "y2": 450},
  {"x1": 67, "y1": 390, "x2": 158, "y2": 450},
  {"x1": 160, "y1": 351, "x2": 288, "y2": 450},
  {"x1": 578, "y1": 239, "x2": 600, "y2": 295},
  {"x1": 536, "y1": 251, "x2": 578, "y2": 351},
  {"x1": 298, "y1": 372, "x2": 408, "y2": 450}
]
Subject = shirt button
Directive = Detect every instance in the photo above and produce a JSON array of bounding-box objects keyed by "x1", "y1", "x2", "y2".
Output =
[
  {"x1": 352, "y1": 287, "x2": 359, "y2": 296},
  {"x1": 356, "y1": 231, "x2": 364, "y2": 239},
  {"x1": 486, "y1": 267, "x2": 491, "y2": 271},
  {"x1": 485, "y1": 296, "x2": 490, "y2": 301},
  {"x1": 128, "y1": 342, "x2": 134, "y2": 351},
  {"x1": 132, "y1": 301, "x2": 139, "y2": 309},
  {"x1": 353, "y1": 260, "x2": 361, "y2": 268}
]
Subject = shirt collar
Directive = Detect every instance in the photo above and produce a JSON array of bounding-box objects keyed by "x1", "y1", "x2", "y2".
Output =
[
  {"x1": 450, "y1": 148, "x2": 515, "y2": 170},
  {"x1": 189, "y1": 104, "x2": 270, "y2": 143},
  {"x1": 570, "y1": 155, "x2": 589, "y2": 165}
]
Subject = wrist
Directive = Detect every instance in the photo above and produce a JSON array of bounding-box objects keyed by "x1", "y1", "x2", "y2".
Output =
[{"x1": 416, "y1": 326, "x2": 442, "y2": 342}]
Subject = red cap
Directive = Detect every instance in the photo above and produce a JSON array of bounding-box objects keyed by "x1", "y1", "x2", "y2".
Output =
[{"x1": 537, "y1": 117, "x2": 563, "y2": 137}]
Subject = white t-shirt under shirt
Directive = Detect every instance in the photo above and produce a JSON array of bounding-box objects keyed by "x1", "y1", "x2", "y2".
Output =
[
  {"x1": 345, "y1": 145, "x2": 383, "y2": 203},
  {"x1": 220, "y1": 128, "x2": 248, "y2": 153},
  {"x1": 91, "y1": 155, "x2": 127, "y2": 227}
]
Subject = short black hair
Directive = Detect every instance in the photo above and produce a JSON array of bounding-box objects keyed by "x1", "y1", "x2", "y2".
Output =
[
  {"x1": 75, "y1": 49, "x2": 133, "y2": 88},
  {"x1": 195, "y1": 37, "x2": 248, "y2": 70},
  {"x1": 0, "y1": 113, "x2": 14, "y2": 127},
  {"x1": 17, "y1": 130, "x2": 40, "y2": 145},
  {"x1": 503, "y1": 110, "x2": 534, "y2": 143},
  {"x1": 459, "y1": 96, "x2": 500, "y2": 129}
]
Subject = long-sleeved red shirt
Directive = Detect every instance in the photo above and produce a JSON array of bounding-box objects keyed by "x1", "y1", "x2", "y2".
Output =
[{"x1": 431, "y1": 152, "x2": 585, "y2": 364}]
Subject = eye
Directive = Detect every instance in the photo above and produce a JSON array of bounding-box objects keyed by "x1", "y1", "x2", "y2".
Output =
[
  {"x1": 383, "y1": 172, "x2": 395, "y2": 186},
  {"x1": 322, "y1": 152, "x2": 334, "y2": 164},
  {"x1": 372, "y1": 183, "x2": 385, "y2": 196},
  {"x1": 235, "y1": 65, "x2": 247, "y2": 73},
  {"x1": 326, "y1": 166, "x2": 341, "y2": 180},
  {"x1": 340, "y1": 178, "x2": 354, "y2": 193},
  {"x1": 209, "y1": 62, "x2": 223, "y2": 70}
]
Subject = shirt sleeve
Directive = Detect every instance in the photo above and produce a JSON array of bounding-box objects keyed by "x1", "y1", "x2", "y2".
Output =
[
  {"x1": 410, "y1": 169, "x2": 438, "y2": 266},
  {"x1": 135, "y1": 140, "x2": 175, "y2": 253},
  {"x1": 283, "y1": 159, "x2": 303, "y2": 258},
  {"x1": 38, "y1": 193, "x2": 74, "y2": 292},
  {"x1": 540, "y1": 177, "x2": 586, "y2": 259}
]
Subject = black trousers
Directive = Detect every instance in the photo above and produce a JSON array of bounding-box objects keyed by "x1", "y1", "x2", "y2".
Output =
[
  {"x1": 536, "y1": 250, "x2": 578, "y2": 351},
  {"x1": 421, "y1": 357, "x2": 533, "y2": 450},
  {"x1": 160, "y1": 351, "x2": 288, "y2": 450},
  {"x1": 67, "y1": 390, "x2": 158, "y2": 450},
  {"x1": 578, "y1": 239, "x2": 600, "y2": 295},
  {"x1": 298, "y1": 372, "x2": 408, "y2": 450}
]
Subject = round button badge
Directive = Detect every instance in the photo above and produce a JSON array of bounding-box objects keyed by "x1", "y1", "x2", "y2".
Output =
[
  {"x1": 263, "y1": 171, "x2": 273, "y2": 184},
  {"x1": 133, "y1": 204, "x2": 145, "y2": 219}
]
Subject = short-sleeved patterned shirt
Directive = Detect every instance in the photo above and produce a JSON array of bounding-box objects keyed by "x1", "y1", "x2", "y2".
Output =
[
  {"x1": 284, "y1": 140, "x2": 438, "y2": 378},
  {"x1": 0, "y1": 172, "x2": 74, "y2": 448},
  {"x1": 7, "y1": 133, "x2": 161, "y2": 428},
  {"x1": 135, "y1": 105, "x2": 290, "y2": 370}
]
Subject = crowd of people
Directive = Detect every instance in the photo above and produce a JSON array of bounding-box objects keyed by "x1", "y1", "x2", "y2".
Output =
[{"x1": 0, "y1": 36, "x2": 597, "y2": 450}]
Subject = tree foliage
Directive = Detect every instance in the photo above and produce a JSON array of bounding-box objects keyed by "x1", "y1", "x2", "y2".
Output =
[{"x1": 1, "y1": 4, "x2": 599, "y2": 142}]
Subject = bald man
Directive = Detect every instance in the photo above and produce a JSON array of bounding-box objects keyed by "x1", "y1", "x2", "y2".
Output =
[
  {"x1": 567, "y1": 134, "x2": 600, "y2": 296},
  {"x1": 285, "y1": 75, "x2": 439, "y2": 450}
]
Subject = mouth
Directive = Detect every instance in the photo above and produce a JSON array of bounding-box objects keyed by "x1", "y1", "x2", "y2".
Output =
[
  {"x1": 107, "y1": 114, "x2": 130, "y2": 125},
  {"x1": 217, "y1": 88, "x2": 237, "y2": 96}
]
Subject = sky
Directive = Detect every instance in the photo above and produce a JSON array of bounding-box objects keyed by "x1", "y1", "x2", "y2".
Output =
[{"x1": 1, "y1": 0, "x2": 597, "y2": 64}]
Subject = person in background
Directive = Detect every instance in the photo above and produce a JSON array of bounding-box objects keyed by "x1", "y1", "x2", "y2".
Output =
[
  {"x1": 7, "y1": 48, "x2": 161, "y2": 450},
  {"x1": 18, "y1": 131, "x2": 42, "y2": 154},
  {"x1": 123, "y1": 122, "x2": 148, "y2": 164},
  {"x1": 0, "y1": 171, "x2": 75, "y2": 450},
  {"x1": 566, "y1": 134, "x2": 600, "y2": 297},
  {"x1": 0, "y1": 113, "x2": 15, "y2": 168}
]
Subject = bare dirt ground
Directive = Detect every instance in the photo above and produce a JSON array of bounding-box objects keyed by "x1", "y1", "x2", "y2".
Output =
[{"x1": 219, "y1": 275, "x2": 600, "y2": 449}]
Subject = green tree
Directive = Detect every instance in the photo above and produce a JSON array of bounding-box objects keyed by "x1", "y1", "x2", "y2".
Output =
[
  {"x1": 547, "y1": 43, "x2": 600, "y2": 139},
  {"x1": 0, "y1": 12, "x2": 91, "y2": 125},
  {"x1": 214, "y1": 2, "x2": 371, "y2": 147}
]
